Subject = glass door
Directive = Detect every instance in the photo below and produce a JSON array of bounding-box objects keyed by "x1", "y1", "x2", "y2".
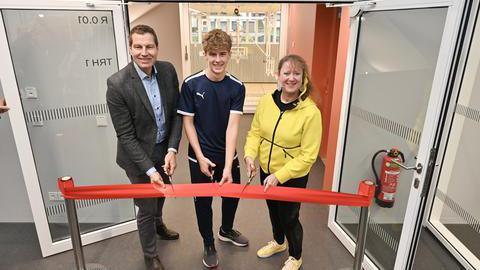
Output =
[
  {"x1": 425, "y1": 1, "x2": 480, "y2": 269},
  {"x1": 328, "y1": 1, "x2": 465, "y2": 269},
  {"x1": 0, "y1": 1, "x2": 136, "y2": 257},
  {"x1": 179, "y1": 3, "x2": 288, "y2": 112}
]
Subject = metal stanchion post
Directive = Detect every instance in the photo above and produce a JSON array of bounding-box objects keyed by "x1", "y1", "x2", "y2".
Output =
[
  {"x1": 64, "y1": 196, "x2": 86, "y2": 270},
  {"x1": 61, "y1": 176, "x2": 108, "y2": 270},
  {"x1": 353, "y1": 205, "x2": 370, "y2": 270}
]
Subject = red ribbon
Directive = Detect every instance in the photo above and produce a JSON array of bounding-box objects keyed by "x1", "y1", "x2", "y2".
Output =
[{"x1": 58, "y1": 178, "x2": 375, "y2": 207}]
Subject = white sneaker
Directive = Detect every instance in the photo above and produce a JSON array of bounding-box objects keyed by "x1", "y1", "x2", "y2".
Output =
[
  {"x1": 281, "y1": 256, "x2": 302, "y2": 270},
  {"x1": 256, "y1": 240, "x2": 288, "y2": 258}
]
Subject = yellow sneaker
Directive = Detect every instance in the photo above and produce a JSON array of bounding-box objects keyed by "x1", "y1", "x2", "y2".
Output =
[
  {"x1": 256, "y1": 240, "x2": 288, "y2": 258},
  {"x1": 281, "y1": 256, "x2": 302, "y2": 270}
]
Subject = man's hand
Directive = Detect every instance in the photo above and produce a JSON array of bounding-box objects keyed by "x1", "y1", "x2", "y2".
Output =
[
  {"x1": 244, "y1": 156, "x2": 257, "y2": 179},
  {"x1": 199, "y1": 156, "x2": 216, "y2": 178},
  {"x1": 263, "y1": 174, "x2": 279, "y2": 192},
  {"x1": 164, "y1": 151, "x2": 177, "y2": 176},
  {"x1": 150, "y1": 171, "x2": 165, "y2": 188},
  {"x1": 0, "y1": 98, "x2": 9, "y2": 114},
  {"x1": 219, "y1": 168, "x2": 233, "y2": 186}
]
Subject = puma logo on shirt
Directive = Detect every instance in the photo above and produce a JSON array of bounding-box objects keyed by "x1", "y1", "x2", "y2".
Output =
[{"x1": 196, "y1": 91, "x2": 206, "y2": 99}]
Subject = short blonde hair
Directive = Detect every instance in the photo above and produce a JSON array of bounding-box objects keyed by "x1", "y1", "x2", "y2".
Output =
[{"x1": 202, "y1": 29, "x2": 232, "y2": 53}]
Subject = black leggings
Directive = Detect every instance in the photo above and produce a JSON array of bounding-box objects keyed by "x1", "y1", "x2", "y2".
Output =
[
  {"x1": 189, "y1": 158, "x2": 241, "y2": 246},
  {"x1": 260, "y1": 170, "x2": 308, "y2": 260}
]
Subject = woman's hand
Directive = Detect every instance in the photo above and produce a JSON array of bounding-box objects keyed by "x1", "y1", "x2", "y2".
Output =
[
  {"x1": 244, "y1": 156, "x2": 257, "y2": 178},
  {"x1": 263, "y1": 174, "x2": 279, "y2": 192}
]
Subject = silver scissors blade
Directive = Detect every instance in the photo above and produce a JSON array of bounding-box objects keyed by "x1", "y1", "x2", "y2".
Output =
[
  {"x1": 168, "y1": 175, "x2": 175, "y2": 193},
  {"x1": 241, "y1": 175, "x2": 254, "y2": 193},
  {"x1": 210, "y1": 169, "x2": 215, "y2": 183}
]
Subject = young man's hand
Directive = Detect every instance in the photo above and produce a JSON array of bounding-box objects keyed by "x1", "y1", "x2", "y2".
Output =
[
  {"x1": 263, "y1": 174, "x2": 279, "y2": 192},
  {"x1": 219, "y1": 169, "x2": 233, "y2": 186},
  {"x1": 199, "y1": 156, "x2": 216, "y2": 179},
  {"x1": 150, "y1": 171, "x2": 165, "y2": 188},
  {"x1": 163, "y1": 151, "x2": 177, "y2": 176}
]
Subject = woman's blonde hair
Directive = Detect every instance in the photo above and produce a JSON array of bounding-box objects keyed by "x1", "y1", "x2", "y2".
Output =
[{"x1": 277, "y1": 54, "x2": 313, "y2": 101}]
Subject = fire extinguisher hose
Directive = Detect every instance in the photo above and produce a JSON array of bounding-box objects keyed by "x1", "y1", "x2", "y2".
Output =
[{"x1": 371, "y1": 149, "x2": 387, "y2": 193}]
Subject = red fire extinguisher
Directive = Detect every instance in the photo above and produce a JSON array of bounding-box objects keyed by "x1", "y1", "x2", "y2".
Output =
[{"x1": 371, "y1": 148, "x2": 405, "y2": 208}]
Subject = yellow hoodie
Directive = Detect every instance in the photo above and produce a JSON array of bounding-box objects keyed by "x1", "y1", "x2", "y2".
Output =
[{"x1": 244, "y1": 92, "x2": 322, "y2": 183}]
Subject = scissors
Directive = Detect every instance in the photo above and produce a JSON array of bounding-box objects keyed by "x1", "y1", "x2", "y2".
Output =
[
  {"x1": 163, "y1": 165, "x2": 175, "y2": 193},
  {"x1": 168, "y1": 174, "x2": 175, "y2": 194},
  {"x1": 210, "y1": 168, "x2": 215, "y2": 183},
  {"x1": 241, "y1": 173, "x2": 255, "y2": 193}
]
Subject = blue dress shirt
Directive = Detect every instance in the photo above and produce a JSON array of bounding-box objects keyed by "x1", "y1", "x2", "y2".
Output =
[
  {"x1": 133, "y1": 63, "x2": 167, "y2": 177},
  {"x1": 133, "y1": 62, "x2": 166, "y2": 143}
]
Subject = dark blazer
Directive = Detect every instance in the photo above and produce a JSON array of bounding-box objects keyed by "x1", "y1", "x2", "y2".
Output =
[{"x1": 106, "y1": 61, "x2": 182, "y2": 175}]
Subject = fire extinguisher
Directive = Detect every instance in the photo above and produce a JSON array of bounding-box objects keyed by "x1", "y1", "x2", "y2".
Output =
[{"x1": 371, "y1": 148, "x2": 405, "y2": 208}]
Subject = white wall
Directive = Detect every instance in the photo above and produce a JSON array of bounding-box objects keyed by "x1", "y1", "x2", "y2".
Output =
[
  {"x1": 129, "y1": 3, "x2": 183, "y2": 81},
  {"x1": 0, "y1": 82, "x2": 34, "y2": 222}
]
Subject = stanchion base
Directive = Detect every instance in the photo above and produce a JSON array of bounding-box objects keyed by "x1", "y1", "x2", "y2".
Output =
[{"x1": 72, "y1": 263, "x2": 109, "y2": 270}]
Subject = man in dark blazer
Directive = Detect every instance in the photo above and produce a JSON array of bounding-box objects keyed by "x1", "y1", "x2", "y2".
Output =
[{"x1": 107, "y1": 25, "x2": 181, "y2": 270}]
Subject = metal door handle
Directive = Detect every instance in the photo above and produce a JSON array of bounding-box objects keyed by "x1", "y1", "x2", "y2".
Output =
[{"x1": 391, "y1": 159, "x2": 423, "y2": 174}]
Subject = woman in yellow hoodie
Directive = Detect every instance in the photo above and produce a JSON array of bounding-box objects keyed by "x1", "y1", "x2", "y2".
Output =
[{"x1": 244, "y1": 54, "x2": 322, "y2": 270}]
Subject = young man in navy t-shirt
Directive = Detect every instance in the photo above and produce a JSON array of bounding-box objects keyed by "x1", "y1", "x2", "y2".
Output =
[{"x1": 177, "y1": 29, "x2": 248, "y2": 268}]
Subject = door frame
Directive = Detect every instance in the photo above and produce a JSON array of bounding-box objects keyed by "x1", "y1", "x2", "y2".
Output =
[
  {"x1": 423, "y1": 0, "x2": 480, "y2": 269},
  {"x1": 327, "y1": 0, "x2": 466, "y2": 269},
  {"x1": 0, "y1": 0, "x2": 136, "y2": 257}
]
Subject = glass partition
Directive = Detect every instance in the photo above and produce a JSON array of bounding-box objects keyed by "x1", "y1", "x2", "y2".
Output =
[
  {"x1": 188, "y1": 3, "x2": 281, "y2": 83},
  {"x1": 185, "y1": 3, "x2": 283, "y2": 112},
  {"x1": 2, "y1": 9, "x2": 135, "y2": 242},
  {"x1": 334, "y1": 8, "x2": 447, "y2": 269}
]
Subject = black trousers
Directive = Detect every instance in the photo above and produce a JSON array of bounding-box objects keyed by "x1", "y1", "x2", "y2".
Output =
[
  {"x1": 260, "y1": 170, "x2": 308, "y2": 260},
  {"x1": 126, "y1": 142, "x2": 171, "y2": 258},
  {"x1": 189, "y1": 158, "x2": 241, "y2": 246}
]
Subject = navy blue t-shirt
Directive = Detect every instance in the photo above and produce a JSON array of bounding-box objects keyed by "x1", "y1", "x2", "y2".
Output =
[{"x1": 177, "y1": 71, "x2": 245, "y2": 163}]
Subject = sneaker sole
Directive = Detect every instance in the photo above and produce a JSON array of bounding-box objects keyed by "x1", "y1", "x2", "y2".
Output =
[
  {"x1": 202, "y1": 259, "x2": 218, "y2": 269},
  {"x1": 157, "y1": 235, "x2": 180, "y2": 240},
  {"x1": 217, "y1": 233, "x2": 249, "y2": 247},
  {"x1": 257, "y1": 247, "x2": 287, "y2": 258}
]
